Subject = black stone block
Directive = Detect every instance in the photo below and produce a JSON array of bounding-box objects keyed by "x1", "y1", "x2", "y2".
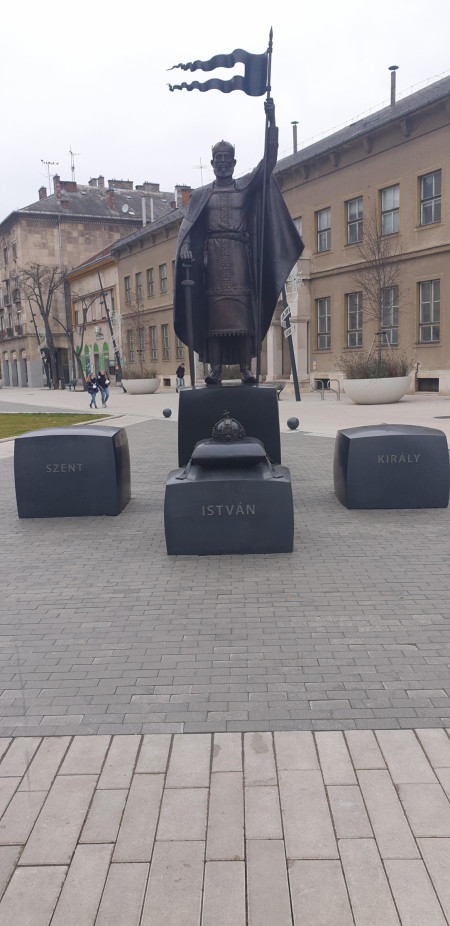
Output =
[
  {"x1": 334, "y1": 424, "x2": 449, "y2": 509},
  {"x1": 178, "y1": 384, "x2": 281, "y2": 466},
  {"x1": 165, "y1": 460, "x2": 294, "y2": 555},
  {"x1": 14, "y1": 426, "x2": 131, "y2": 518}
]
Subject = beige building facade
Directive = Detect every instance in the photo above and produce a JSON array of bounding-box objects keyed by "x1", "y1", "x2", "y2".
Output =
[
  {"x1": 0, "y1": 177, "x2": 173, "y2": 387},
  {"x1": 275, "y1": 73, "x2": 450, "y2": 393}
]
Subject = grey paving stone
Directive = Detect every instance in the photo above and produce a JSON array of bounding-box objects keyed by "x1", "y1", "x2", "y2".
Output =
[
  {"x1": 202, "y1": 861, "x2": 246, "y2": 926},
  {"x1": 385, "y1": 858, "x2": 447, "y2": 926},
  {"x1": 246, "y1": 840, "x2": 292, "y2": 926},
  {"x1": 0, "y1": 865, "x2": 67, "y2": 926},
  {"x1": 19, "y1": 774, "x2": 97, "y2": 865},
  {"x1": 50, "y1": 843, "x2": 112, "y2": 926},
  {"x1": 113, "y1": 773, "x2": 164, "y2": 862},
  {"x1": 140, "y1": 841, "x2": 204, "y2": 926},
  {"x1": 339, "y1": 838, "x2": 400, "y2": 926},
  {"x1": 95, "y1": 861, "x2": 148, "y2": 926},
  {"x1": 289, "y1": 859, "x2": 354, "y2": 926}
]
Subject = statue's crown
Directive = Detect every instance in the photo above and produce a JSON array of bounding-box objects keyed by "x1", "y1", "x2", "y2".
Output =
[{"x1": 212, "y1": 140, "x2": 235, "y2": 157}]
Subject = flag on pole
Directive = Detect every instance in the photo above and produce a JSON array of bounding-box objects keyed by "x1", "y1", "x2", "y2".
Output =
[{"x1": 168, "y1": 48, "x2": 268, "y2": 96}]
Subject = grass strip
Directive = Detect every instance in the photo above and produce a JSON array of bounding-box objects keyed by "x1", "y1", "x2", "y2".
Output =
[{"x1": 0, "y1": 413, "x2": 111, "y2": 440}]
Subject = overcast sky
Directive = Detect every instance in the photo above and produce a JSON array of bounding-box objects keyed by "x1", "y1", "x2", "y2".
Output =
[{"x1": 2, "y1": 0, "x2": 449, "y2": 219}]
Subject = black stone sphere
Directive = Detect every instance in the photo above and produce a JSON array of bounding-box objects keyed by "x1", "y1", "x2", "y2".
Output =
[
  {"x1": 163, "y1": 408, "x2": 172, "y2": 418},
  {"x1": 287, "y1": 417, "x2": 299, "y2": 430}
]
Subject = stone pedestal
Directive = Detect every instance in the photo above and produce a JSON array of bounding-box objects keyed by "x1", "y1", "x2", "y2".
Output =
[
  {"x1": 14, "y1": 426, "x2": 131, "y2": 518},
  {"x1": 334, "y1": 424, "x2": 449, "y2": 509},
  {"x1": 178, "y1": 384, "x2": 281, "y2": 466},
  {"x1": 165, "y1": 458, "x2": 293, "y2": 555}
]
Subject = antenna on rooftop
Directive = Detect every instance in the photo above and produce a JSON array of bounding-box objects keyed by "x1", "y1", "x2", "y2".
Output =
[
  {"x1": 193, "y1": 156, "x2": 208, "y2": 186},
  {"x1": 69, "y1": 146, "x2": 80, "y2": 181},
  {"x1": 41, "y1": 160, "x2": 58, "y2": 194}
]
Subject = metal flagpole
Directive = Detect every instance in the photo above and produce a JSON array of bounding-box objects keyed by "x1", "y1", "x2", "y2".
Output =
[
  {"x1": 281, "y1": 285, "x2": 301, "y2": 401},
  {"x1": 255, "y1": 27, "x2": 273, "y2": 384}
]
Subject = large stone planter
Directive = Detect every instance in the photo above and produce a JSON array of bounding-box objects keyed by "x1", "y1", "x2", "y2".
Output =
[
  {"x1": 343, "y1": 375, "x2": 412, "y2": 405},
  {"x1": 123, "y1": 377, "x2": 160, "y2": 395}
]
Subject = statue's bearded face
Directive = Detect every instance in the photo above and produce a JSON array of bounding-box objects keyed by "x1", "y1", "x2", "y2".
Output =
[{"x1": 211, "y1": 150, "x2": 236, "y2": 180}]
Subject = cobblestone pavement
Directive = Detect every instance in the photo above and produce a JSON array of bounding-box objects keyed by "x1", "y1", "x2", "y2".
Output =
[
  {"x1": 1, "y1": 416, "x2": 450, "y2": 735},
  {"x1": 1, "y1": 730, "x2": 450, "y2": 925},
  {"x1": 2, "y1": 394, "x2": 450, "y2": 922}
]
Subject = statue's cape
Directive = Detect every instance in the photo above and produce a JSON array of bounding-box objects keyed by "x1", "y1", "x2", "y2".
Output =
[{"x1": 174, "y1": 167, "x2": 304, "y2": 360}]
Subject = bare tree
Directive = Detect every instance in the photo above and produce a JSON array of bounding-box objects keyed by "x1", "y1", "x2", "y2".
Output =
[
  {"x1": 122, "y1": 291, "x2": 154, "y2": 378},
  {"x1": 352, "y1": 208, "x2": 403, "y2": 360},
  {"x1": 18, "y1": 263, "x2": 66, "y2": 387},
  {"x1": 53, "y1": 290, "x2": 94, "y2": 387}
]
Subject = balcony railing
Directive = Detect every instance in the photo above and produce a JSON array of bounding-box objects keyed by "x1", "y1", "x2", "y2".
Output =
[{"x1": 5, "y1": 327, "x2": 13, "y2": 337}]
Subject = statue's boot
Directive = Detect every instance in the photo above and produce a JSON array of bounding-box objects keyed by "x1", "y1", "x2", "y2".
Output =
[
  {"x1": 240, "y1": 367, "x2": 256, "y2": 384},
  {"x1": 205, "y1": 365, "x2": 222, "y2": 385},
  {"x1": 239, "y1": 336, "x2": 256, "y2": 384}
]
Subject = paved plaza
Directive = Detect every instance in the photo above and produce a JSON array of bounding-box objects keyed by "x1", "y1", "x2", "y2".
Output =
[{"x1": 1, "y1": 385, "x2": 450, "y2": 922}]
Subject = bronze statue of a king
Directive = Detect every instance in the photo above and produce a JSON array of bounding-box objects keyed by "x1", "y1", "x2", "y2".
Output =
[{"x1": 174, "y1": 99, "x2": 304, "y2": 385}]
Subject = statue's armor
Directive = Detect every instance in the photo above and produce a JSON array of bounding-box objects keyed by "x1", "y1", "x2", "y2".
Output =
[{"x1": 204, "y1": 183, "x2": 253, "y2": 339}]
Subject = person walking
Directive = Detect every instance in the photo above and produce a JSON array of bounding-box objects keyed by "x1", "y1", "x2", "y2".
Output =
[
  {"x1": 97, "y1": 370, "x2": 111, "y2": 407},
  {"x1": 86, "y1": 373, "x2": 99, "y2": 409},
  {"x1": 176, "y1": 362, "x2": 185, "y2": 392}
]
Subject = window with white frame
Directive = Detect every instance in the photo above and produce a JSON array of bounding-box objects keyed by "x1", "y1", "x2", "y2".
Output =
[
  {"x1": 381, "y1": 185, "x2": 399, "y2": 235},
  {"x1": 316, "y1": 208, "x2": 331, "y2": 252},
  {"x1": 177, "y1": 337, "x2": 184, "y2": 359},
  {"x1": 419, "y1": 279, "x2": 440, "y2": 342},
  {"x1": 316, "y1": 297, "x2": 331, "y2": 349},
  {"x1": 147, "y1": 268, "x2": 154, "y2": 297},
  {"x1": 159, "y1": 264, "x2": 168, "y2": 294},
  {"x1": 127, "y1": 329, "x2": 134, "y2": 362},
  {"x1": 380, "y1": 286, "x2": 399, "y2": 344},
  {"x1": 162, "y1": 323, "x2": 170, "y2": 359},
  {"x1": 420, "y1": 171, "x2": 441, "y2": 226},
  {"x1": 346, "y1": 292, "x2": 363, "y2": 346},
  {"x1": 150, "y1": 325, "x2": 157, "y2": 360},
  {"x1": 135, "y1": 272, "x2": 143, "y2": 301},
  {"x1": 124, "y1": 276, "x2": 131, "y2": 302},
  {"x1": 347, "y1": 197, "x2": 363, "y2": 244}
]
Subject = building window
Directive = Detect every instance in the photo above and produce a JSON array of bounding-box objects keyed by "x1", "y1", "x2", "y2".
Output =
[
  {"x1": 317, "y1": 208, "x2": 331, "y2": 252},
  {"x1": 3, "y1": 247, "x2": 7, "y2": 267},
  {"x1": 381, "y1": 185, "x2": 399, "y2": 235},
  {"x1": 135, "y1": 272, "x2": 143, "y2": 301},
  {"x1": 346, "y1": 292, "x2": 363, "y2": 346},
  {"x1": 347, "y1": 197, "x2": 363, "y2": 244},
  {"x1": 150, "y1": 326, "x2": 157, "y2": 360},
  {"x1": 316, "y1": 297, "x2": 331, "y2": 349},
  {"x1": 177, "y1": 337, "x2": 184, "y2": 359},
  {"x1": 159, "y1": 264, "x2": 168, "y2": 294},
  {"x1": 12, "y1": 241, "x2": 17, "y2": 260},
  {"x1": 420, "y1": 170, "x2": 441, "y2": 226},
  {"x1": 138, "y1": 326, "x2": 145, "y2": 360},
  {"x1": 419, "y1": 279, "x2": 440, "y2": 342},
  {"x1": 124, "y1": 276, "x2": 131, "y2": 302},
  {"x1": 380, "y1": 286, "x2": 399, "y2": 345},
  {"x1": 293, "y1": 217, "x2": 302, "y2": 237},
  {"x1": 127, "y1": 329, "x2": 134, "y2": 362},
  {"x1": 147, "y1": 268, "x2": 154, "y2": 297},
  {"x1": 162, "y1": 323, "x2": 170, "y2": 359}
]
